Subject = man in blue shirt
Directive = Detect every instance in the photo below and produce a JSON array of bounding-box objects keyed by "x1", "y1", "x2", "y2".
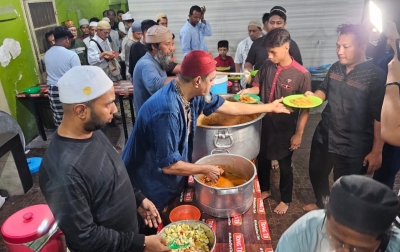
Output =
[
  {"x1": 276, "y1": 175, "x2": 400, "y2": 252},
  {"x1": 179, "y1": 5, "x2": 212, "y2": 56},
  {"x1": 133, "y1": 25, "x2": 177, "y2": 112},
  {"x1": 123, "y1": 50, "x2": 290, "y2": 211}
]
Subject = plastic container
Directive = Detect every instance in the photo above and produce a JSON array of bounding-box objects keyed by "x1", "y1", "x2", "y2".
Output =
[
  {"x1": 1, "y1": 204, "x2": 65, "y2": 252},
  {"x1": 169, "y1": 205, "x2": 201, "y2": 222},
  {"x1": 211, "y1": 75, "x2": 228, "y2": 95},
  {"x1": 23, "y1": 86, "x2": 41, "y2": 94},
  {"x1": 27, "y1": 157, "x2": 42, "y2": 174},
  {"x1": 227, "y1": 81, "x2": 233, "y2": 93}
]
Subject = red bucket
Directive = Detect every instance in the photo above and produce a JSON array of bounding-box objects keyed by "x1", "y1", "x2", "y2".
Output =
[{"x1": 1, "y1": 204, "x2": 64, "y2": 252}]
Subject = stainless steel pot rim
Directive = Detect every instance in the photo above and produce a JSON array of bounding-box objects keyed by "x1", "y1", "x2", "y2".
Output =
[
  {"x1": 197, "y1": 94, "x2": 266, "y2": 129},
  {"x1": 193, "y1": 153, "x2": 256, "y2": 190},
  {"x1": 197, "y1": 112, "x2": 266, "y2": 129}
]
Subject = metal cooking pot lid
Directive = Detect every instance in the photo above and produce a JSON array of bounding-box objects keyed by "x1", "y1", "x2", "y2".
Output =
[{"x1": 0, "y1": 111, "x2": 25, "y2": 151}]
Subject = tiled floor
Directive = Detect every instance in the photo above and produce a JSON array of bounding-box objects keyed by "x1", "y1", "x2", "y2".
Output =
[{"x1": 1, "y1": 113, "x2": 399, "y2": 251}]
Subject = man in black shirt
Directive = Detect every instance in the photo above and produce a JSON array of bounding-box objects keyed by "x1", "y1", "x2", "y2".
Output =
[
  {"x1": 129, "y1": 19, "x2": 157, "y2": 77},
  {"x1": 245, "y1": 6, "x2": 303, "y2": 71},
  {"x1": 108, "y1": 9, "x2": 119, "y2": 31},
  {"x1": 303, "y1": 24, "x2": 386, "y2": 212},
  {"x1": 39, "y1": 66, "x2": 169, "y2": 252}
]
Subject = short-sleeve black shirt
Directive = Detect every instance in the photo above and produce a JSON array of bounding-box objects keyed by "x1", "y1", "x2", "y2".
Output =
[
  {"x1": 245, "y1": 37, "x2": 303, "y2": 70},
  {"x1": 254, "y1": 59, "x2": 311, "y2": 160},
  {"x1": 314, "y1": 60, "x2": 386, "y2": 157}
]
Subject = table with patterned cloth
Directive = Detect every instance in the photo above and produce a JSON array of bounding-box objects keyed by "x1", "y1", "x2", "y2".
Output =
[
  {"x1": 159, "y1": 175, "x2": 274, "y2": 252},
  {"x1": 16, "y1": 81, "x2": 135, "y2": 141}
]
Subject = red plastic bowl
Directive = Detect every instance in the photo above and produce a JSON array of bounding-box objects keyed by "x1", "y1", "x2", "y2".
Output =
[{"x1": 169, "y1": 205, "x2": 201, "y2": 222}]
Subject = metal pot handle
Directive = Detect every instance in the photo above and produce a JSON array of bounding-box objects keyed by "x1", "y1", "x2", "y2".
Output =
[
  {"x1": 211, "y1": 148, "x2": 230, "y2": 155},
  {"x1": 216, "y1": 188, "x2": 239, "y2": 195},
  {"x1": 214, "y1": 129, "x2": 234, "y2": 148}
]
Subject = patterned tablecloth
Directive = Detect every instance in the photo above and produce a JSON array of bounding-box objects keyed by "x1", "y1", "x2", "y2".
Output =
[
  {"x1": 16, "y1": 81, "x2": 134, "y2": 98},
  {"x1": 113, "y1": 80, "x2": 133, "y2": 96},
  {"x1": 160, "y1": 175, "x2": 274, "y2": 252}
]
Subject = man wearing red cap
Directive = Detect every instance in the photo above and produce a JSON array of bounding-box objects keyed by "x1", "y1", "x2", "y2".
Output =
[{"x1": 122, "y1": 50, "x2": 291, "y2": 211}]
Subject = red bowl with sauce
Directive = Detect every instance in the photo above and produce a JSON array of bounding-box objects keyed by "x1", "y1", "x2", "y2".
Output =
[{"x1": 169, "y1": 205, "x2": 201, "y2": 222}]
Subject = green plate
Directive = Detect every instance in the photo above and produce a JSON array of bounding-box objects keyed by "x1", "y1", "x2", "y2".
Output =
[
  {"x1": 283, "y1": 94, "x2": 323, "y2": 108},
  {"x1": 228, "y1": 76, "x2": 242, "y2": 80},
  {"x1": 24, "y1": 86, "x2": 41, "y2": 94},
  {"x1": 251, "y1": 70, "x2": 258, "y2": 77},
  {"x1": 216, "y1": 66, "x2": 230, "y2": 71},
  {"x1": 233, "y1": 94, "x2": 260, "y2": 104}
]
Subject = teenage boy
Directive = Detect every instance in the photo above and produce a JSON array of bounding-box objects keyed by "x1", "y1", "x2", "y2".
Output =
[{"x1": 239, "y1": 28, "x2": 311, "y2": 214}]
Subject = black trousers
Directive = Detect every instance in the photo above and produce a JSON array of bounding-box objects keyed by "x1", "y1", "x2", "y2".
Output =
[
  {"x1": 373, "y1": 143, "x2": 400, "y2": 189},
  {"x1": 309, "y1": 137, "x2": 365, "y2": 208},
  {"x1": 257, "y1": 152, "x2": 293, "y2": 203}
]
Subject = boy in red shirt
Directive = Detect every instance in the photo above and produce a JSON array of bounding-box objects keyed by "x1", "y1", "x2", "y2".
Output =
[{"x1": 214, "y1": 40, "x2": 235, "y2": 71}]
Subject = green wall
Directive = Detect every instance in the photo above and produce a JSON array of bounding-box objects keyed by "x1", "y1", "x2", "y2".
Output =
[
  {"x1": 0, "y1": 0, "x2": 128, "y2": 142},
  {"x1": 55, "y1": 0, "x2": 128, "y2": 31},
  {"x1": 0, "y1": 0, "x2": 40, "y2": 141}
]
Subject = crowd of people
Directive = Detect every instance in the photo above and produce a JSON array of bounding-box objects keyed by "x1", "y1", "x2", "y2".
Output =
[{"x1": 38, "y1": 3, "x2": 400, "y2": 252}]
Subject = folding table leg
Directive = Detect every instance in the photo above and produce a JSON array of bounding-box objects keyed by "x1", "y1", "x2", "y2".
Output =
[
  {"x1": 117, "y1": 95, "x2": 128, "y2": 140},
  {"x1": 31, "y1": 99, "x2": 47, "y2": 141},
  {"x1": 129, "y1": 96, "x2": 135, "y2": 126}
]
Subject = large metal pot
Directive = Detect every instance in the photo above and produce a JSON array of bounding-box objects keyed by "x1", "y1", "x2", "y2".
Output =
[
  {"x1": 194, "y1": 153, "x2": 256, "y2": 218},
  {"x1": 192, "y1": 94, "x2": 265, "y2": 162}
]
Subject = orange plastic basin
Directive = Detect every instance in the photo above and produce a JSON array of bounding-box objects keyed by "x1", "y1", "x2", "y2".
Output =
[{"x1": 169, "y1": 205, "x2": 201, "y2": 222}]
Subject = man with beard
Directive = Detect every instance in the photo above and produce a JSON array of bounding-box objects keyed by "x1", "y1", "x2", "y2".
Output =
[
  {"x1": 235, "y1": 20, "x2": 263, "y2": 88},
  {"x1": 82, "y1": 22, "x2": 97, "y2": 48},
  {"x1": 40, "y1": 66, "x2": 169, "y2": 252},
  {"x1": 61, "y1": 20, "x2": 88, "y2": 65},
  {"x1": 132, "y1": 25, "x2": 176, "y2": 112},
  {"x1": 123, "y1": 50, "x2": 291, "y2": 211}
]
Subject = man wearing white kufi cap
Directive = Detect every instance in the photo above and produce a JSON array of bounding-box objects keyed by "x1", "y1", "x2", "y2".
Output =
[
  {"x1": 82, "y1": 22, "x2": 97, "y2": 48},
  {"x1": 39, "y1": 65, "x2": 170, "y2": 252},
  {"x1": 121, "y1": 13, "x2": 134, "y2": 39},
  {"x1": 77, "y1": 18, "x2": 90, "y2": 40}
]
